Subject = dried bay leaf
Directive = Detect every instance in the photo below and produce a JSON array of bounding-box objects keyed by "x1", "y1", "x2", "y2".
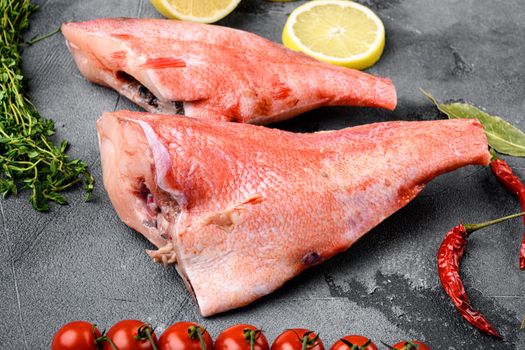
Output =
[{"x1": 423, "y1": 90, "x2": 525, "y2": 157}]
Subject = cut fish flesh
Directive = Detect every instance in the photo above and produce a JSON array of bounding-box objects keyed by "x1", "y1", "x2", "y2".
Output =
[
  {"x1": 97, "y1": 111, "x2": 490, "y2": 316},
  {"x1": 62, "y1": 18, "x2": 397, "y2": 124}
]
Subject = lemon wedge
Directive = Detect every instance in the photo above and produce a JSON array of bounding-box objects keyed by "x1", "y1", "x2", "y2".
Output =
[
  {"x1": 282, "y1": 0, "x2": 386, "y2": 69},
  {"x1": 150, "y1": 0, "x2": 241, "y2": 23}
]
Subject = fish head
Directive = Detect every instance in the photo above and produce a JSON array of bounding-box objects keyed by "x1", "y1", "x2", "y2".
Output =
[
  {"x1": 61, "y1": 22, "x2": 127, "y2": 86},
  {"x1": 97, "y1": 111, "x2": 200, "y2": 309},
  {"x1": 62, "y1": 20, "x2": 181, "y2": 114},
  {"x1": 96, "y1": 111, "x2": 180, "y2": 249}
]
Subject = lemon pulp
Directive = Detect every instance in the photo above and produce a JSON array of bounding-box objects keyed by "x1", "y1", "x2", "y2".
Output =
[
  {"x1": 150, "y1": 0, "x2": 241, "y2": 24},
  {"x1": 282, "y1": 0, "x2": 386, "y2": 69}
]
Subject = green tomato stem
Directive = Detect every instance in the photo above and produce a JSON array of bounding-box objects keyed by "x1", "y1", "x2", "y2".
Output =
[
  {"x1": 144, "y1": 327, "x2": 159, "y2": 350},
  {"x1": 301, "y1": 335, "x2": 309, "y2": 350},
  {"x1": 96, "y1": 336, "x2": 118, "y2": 350},
  {"x1": 189, "y1": 326, "x2": 208, "y2": 350},
  {"x1": 250, "y1": 330, "x2": 256, "y2": 350}
]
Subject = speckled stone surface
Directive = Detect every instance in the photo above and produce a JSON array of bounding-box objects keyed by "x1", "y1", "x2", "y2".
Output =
[{"x1": 1, "y1": 0, "x2": 525, "y2": 349}]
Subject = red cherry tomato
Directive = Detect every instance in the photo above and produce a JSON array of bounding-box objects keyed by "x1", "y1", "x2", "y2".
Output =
[
  {"x1": 102, "y1": 319, "x2": 158, "y2": 350},
  {"x1": 158, "y1": 322, "x2": 213, "y2": 350},
  {"x1": 51, "y1": 321, "x2": 101, "y2": 350},
  {"x1": 271, "y1": 329, "x2": 325, "y2": 350},
  {"x1": 330, "y1": 335, "x2": 378, "y2": 350},
  {"x1": 391, "y1": 341, "x2": 431, "y2": 350},
  {"x1": 214, "y1": 324, "x2": 269, "y2": 350}
]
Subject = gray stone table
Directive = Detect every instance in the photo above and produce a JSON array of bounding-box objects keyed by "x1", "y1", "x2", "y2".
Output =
[{"x1": 1, "y1": 0, "x2": 524, "y2": 348}]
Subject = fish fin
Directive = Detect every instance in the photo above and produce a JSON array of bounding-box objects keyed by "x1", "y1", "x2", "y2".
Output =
[
  {"x1": 201, "y1": 194, "x2": 264, "y2": 228},
  {"x1": 111, "y1": 50, "x2": 127, "y2": 62},
  {"x1": 241, "y1": 193, "x2": 264, "y2": 205},
  {"x1": 147, "y1": 243, "x2": 177, "y2": 266},
  {"x1": 272, "y1": 80, "x2": 292, "y2": 100},
  {"x1": 112, "y1": 34, "x2": 132, "y2": 40},
  {"x1": 141, "y1": 57, "x2": 186, "y2": 69}
]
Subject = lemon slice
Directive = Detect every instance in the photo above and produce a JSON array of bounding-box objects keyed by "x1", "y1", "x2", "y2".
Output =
[
  {"x1": 282, "y1": 0, "x2": 385, "y2": 69},
  {"x1": 150, "y1": 0, "x2": 241, "y2": 23}
]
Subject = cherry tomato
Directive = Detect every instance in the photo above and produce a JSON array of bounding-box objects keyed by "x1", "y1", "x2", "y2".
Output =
[
  {"x1": 391, "y1": 341, "x2": 431, "y2": 350},
  {"x1": 158, "y1": 322, "x2": 213, "y2": 350},
  {"x1": 214, "y1": 324, "x2": 269, "y2": 350},
  {"x1": 271, "y1": 329, "x2": 324, "y2": 350},
  {"x1": 330, "y1": 335, "x2": 378, "y2": 350},
  {"x1": 51, "y1": 321, "x2": 101, "y2": 350},
  {"x1": 102, "y1": 319, "x2": 158, "y2": 350}
]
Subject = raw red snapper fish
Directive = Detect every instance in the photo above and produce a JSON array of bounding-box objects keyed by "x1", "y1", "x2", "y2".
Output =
[
  {"x1": 98, "y1": 111, "x2": 489, "y2": 316},
  {"x1": 62, "y1": 18, "x2": 396, "y2": 124}
]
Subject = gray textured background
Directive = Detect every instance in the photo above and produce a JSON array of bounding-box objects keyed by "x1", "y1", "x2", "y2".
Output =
[{"x1": 1, "y1": 0, "x2": 524, "y2": 348}]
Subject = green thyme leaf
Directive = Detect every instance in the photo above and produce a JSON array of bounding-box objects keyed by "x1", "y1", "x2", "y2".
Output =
[
  {"x1": 423, "y1": 90, "x2": 525, "y2": 157},
  {"x1": 0, "y1": 0, "x2": 94, "y2": 211}
]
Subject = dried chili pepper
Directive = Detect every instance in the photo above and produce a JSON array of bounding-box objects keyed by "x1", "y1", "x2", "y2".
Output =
[
  {"x1": 490, "y1": 159, "x2": 525, "y2": 270},
  {"x1": 438, "y1": 211, "x2": 525, "y2": 339}
]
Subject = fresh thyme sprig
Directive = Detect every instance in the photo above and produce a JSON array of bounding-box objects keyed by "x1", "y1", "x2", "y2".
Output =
[{"x1": 0, "y1": 0, "x2": 94, "y2": 211}]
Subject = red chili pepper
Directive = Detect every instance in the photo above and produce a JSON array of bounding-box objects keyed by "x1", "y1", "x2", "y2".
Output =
[
  {"x1": 490, "y1": 159, "x2": 525, "y2": 270},
  {"x1": 438, "y1": 211, "x2": 525, "y2": 339}
]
